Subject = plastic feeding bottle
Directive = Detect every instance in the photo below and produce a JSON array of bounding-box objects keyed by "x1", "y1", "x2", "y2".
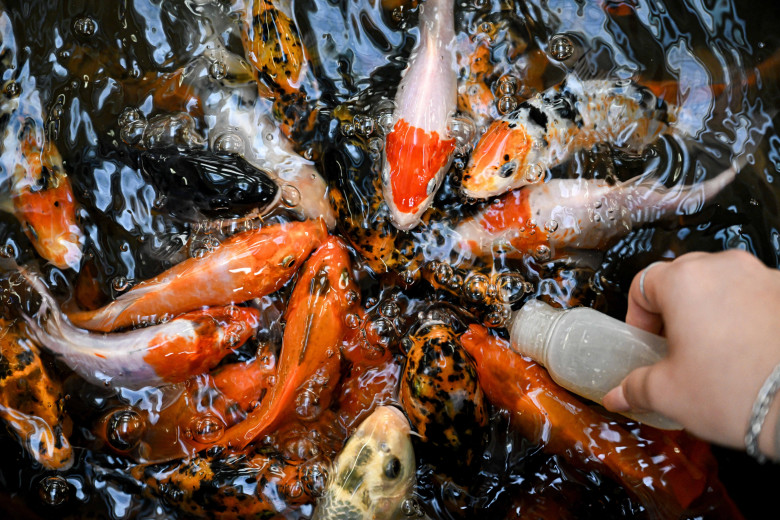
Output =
[{"x1": 508, "y1": 299, "x2": 681, "y2": 430}]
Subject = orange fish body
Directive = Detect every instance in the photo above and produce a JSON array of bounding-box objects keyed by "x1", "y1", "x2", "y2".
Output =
[
  {"x1": 4, "y1": 85, "x2": 85, "y2": 270},
  {"x1": 24, "y1": 287, "x2": 260, "y2": 390},
  {"x1": 220, "y1": 236, "x2": 359, "y2": 449},
  {"x1": 461, "y1": 324, "x2": 714, "y2": 517},
  {"x1": 0, "y1": 318, "x2": 73, "y2": 470},
  {"x1": 67, "y1": 219, "x2": 326, "y2": 332},
  {"x1": 381, "y1": 0, "x2": 457, "y2": 230}
]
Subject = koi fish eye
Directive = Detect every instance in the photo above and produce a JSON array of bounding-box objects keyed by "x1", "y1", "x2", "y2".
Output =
[
  {"x1": 497, "y1": 161, "x2": 516, "y2": 178},
  {"x1": 384, "y1": 456, "x2": 402, "y2": 479}
]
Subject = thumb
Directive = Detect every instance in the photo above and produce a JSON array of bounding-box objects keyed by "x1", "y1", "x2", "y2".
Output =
[{"x1": 603, "y1": 364, "x2": 665, "y2": 414}]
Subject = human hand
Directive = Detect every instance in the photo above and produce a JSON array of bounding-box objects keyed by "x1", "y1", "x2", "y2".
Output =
[{"x1": 602, "y1": 250, "x2": 780, "y2": 458}]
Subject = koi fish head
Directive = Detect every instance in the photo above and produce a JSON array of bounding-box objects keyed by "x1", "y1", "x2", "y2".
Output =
[
  {"x1": 318, "y1": 406, "x2": 414, "y2": 517},
  {"x1": 461, "y1": 120, "x2": 535, "y2": 199},
  {"x1": 13, "y1": 180, "x2": 85, "y2": 271},
  {"x1": 382, "y1": 119, "x2": 455, "y2": 231}
]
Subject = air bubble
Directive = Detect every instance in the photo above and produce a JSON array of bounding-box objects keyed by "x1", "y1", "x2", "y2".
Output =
[
  {"x1": 367, "y1": 318, "x2": 395, "y2": 346},
  {"x1": 213, "y1": 132, "x2": 245, "y2": 155},
  {"x1": 107, "y1": 409, "x2": 146, "y2": 451},
  {"x1": 111, "y1": 276, "x2": 132, "y2": 292},
  {"x1": 534, "y1": 244, "x2": 552, "y2": 261},
  {"x1": 345, "y1": 313, "x2": 361, "y2": 329},
  {"x1": 191, "y1": 414, "x2": 225, "y2": 444},
  {"x1": 4, "y1": 81, "x2": 20, "y2": 98},
  {"x1": 379, "y1": 300, "x2": 400, "y2": 318},
  {"x1": 544, "y1": 220, "x2": 559, "y2": 233},
  {"x1": 354, "y1": 115, "x2": 374, "y2": 136},
  {"x1": 295, "y1": 389, "x2": 322, "y2": 420},
  {"x1": 152, "y1": 194, "x2": 168, "y2": 210},
  {"x1": 496, "y1": 75, "x2": 518, "y2": 96},
  {"x1": 190, "y1": 235, "x2": 221, "y2": 258},
  {"x1": 402, "y1": 497, "x2": 424, "y2": 517},
  {"x1": 463, "y1": 274, "x2": 490, "y2": 302},
  {"x1": 38, "y1": 476, "x2": 69, "y2": 506},
  {"x1": 120, "y1": 120, "x2": 146, "y2": 145},
  {"x1": 549, "y1": 34, "x2": 574, "y2": 61},
  {"x1": 118, "y1": 107, "x2": 144, "y2": 128},
  {"x1": 281, "y1": 185, "x2": 301, "y2": 207},
  {"x1": 479, "y1": 21, "x2": 494, "y2": 34},
  {"x1": 497, "y1": 95, "x2": 518, "y2": 115},
  {"x1": 525, "y1": 164, "x2": 544, "y2": 183},
  {"x1": 471, "y1": 0, "x2": 488, "y2": 9},
  {"x1": 341, "y1": 121, "x2": 355, "y2": 136},
  {"x1": 485, "y1": 311, "x2": 505, "y2": 327},
  {"x1": 73, "y1": 16, "x2": 97, "y2": 37},
  {"x1": 448, "y1": 116, "x2": 476, "y2": 152},
  {"x1": 368, "y1": 136, "x2": 384, "y2": 154},
  {"x1": 496, "y1": 273, "x2": 527, "y2": 303},
  {"x1": 209, "y1": 60, "x2": 227, "y2": 80}
]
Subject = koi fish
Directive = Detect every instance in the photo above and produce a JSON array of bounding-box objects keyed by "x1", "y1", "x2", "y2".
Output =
[
  {"x1": 456, "y1": 165, "x2": 737, "y2": 259},
  {"x1": 19, "y1": 268, "x2": 259, "y2": 389},
  {"x1": 382, "y1": 0, "x2": 457, "y2": 230},
  {"x1": 460, "y1": 77, "x2": 674, "y2": 199},
  {"x1": 137, "y1": 147, "x2": 281, "y2": 222},
  {"x1": 211, "y1": 341, "x2": 278, "y2": 411},
  {"x1": 219, "y1": 236, "x2": 360, "y2": 449},
  {"x1": 240, "y1": 0, "x2": 307, "y2": 97},
  {"x1": 313, "y1": 406, "x2": 416, "y2": 520},
  {"x1": 0, "y1": 58, "x2": 85, "y2": 270},
  {"x1": 239, "y1": 0, "x2": 319, "y2": 139},
  {"x1": 133, "y1": 449, "x2": 326, "y2": 519},
  {"x1": 460, "y1": 324, "x2": 715, "y2": 518},
  {"x1": 68, "y1": 219, "x2": 326, "y2": 332},
  {"x1": 399, "y1": 317, "x2": 487, "y2": 474},
  {"x1": 0, "y1": 318, "x2": 73, "y2": 470}
]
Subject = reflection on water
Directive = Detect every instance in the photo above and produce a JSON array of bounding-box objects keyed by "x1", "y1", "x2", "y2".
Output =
[{"x1": 0, "y1": 0, "x2": 779, "y2": 518}]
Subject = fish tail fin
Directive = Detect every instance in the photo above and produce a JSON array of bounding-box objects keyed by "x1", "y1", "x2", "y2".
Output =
[{"x1": 628, "y1": 162, "x2": 737, "y2": 226}]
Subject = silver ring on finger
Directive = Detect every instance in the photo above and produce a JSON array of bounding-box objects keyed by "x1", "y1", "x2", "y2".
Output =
[{"x1": 639, "y1": 261, "x2": 665, "y2": 304}]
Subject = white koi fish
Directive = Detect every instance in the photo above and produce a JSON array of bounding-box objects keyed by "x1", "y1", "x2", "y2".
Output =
[
  {"x1": 382, "y1": 0, "x2": 457, "y2": 231},
  {"x1": 456, "y1": 164, "x2": 737, "y2": 259}
]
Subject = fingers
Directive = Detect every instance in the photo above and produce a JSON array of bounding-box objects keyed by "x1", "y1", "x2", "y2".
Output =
[
  {"x1": 625, "y1": 261, "x2": 667, "y2": 334},
  {"x1": 603, "y1": 364, "x2": 665, "y2": 415}
]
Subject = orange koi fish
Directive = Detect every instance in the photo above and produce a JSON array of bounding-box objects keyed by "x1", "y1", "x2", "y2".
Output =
[
  {"x1": 456, "y1": 166, "x2": 736, "y2": 260},
  {"x1": 212, "y1": 341, "x2": 278, "y2": 411},
  {"x1": 20, "y1": 269, "x2": 259, "y2": 389},
  {"x1": 219, "y1": 236, "x2": 359, "y2": 449},
  {"x1": 382, "y1": 0, "x2": 457, "y2": 230},
  {"x1": 461, "y1": 324, "x2": 722, "y2": 518},
  {"x1": 461, "y1": 77, "x2": 675, "y2": 199},
  {"x1": 68, "y1": 219, "x2": 326, "y2": 332},
  {"x1": 0, "y1": 318, "x2": 73, "y2": 470},
  {"x1": 1, "y1": 70, "x2": 85, "y2": 270}
]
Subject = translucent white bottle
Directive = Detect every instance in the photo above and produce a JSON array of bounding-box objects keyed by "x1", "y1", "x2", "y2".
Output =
[{"x1": 509, "y1": 299, "x2": 681, "y2": 430}]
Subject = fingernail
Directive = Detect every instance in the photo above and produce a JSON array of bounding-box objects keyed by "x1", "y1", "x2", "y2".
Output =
[{"x1": 603, "y1": 386, "x2": 631, "y2": 412}]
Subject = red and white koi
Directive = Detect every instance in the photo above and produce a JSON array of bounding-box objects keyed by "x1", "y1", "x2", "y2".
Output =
[
  {"x1": 456, "y1": 165, "x2": 737, "y2": 259},
  {"x1": 382, "y1": 0, "x2": 458, "y2": 230},
  {"x1": 461, "y1": 77, "x2": 676, "y2": 199},
  {"x1": 219, "y1": 236, "x2": 360, "y2": 449},
  {"x1": 18, "y1": 269, "x2": 260, "y2": 390},
  {"x1": 68, "y1": 219, "x2": 327, "y2": 332},
  {"x1": 1, "y1": 53, "x2": 85, "y2": 270}
]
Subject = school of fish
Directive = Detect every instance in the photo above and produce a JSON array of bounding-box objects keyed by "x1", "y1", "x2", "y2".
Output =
[{"x1": 0, "y1": 0, "x2": 772, "y2": 518}]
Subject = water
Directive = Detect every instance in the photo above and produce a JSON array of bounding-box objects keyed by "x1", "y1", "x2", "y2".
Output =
[{"x1": 0, "y1": 0, "x2": 779, "y2": 518}]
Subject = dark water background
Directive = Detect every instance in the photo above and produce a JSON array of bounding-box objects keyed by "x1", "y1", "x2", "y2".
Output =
[{"x1": 1, "y1": 0, "x2": 780, "y2": 518}]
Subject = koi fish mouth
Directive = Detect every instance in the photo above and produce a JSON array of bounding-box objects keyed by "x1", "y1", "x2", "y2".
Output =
[{"x1": 461, "y1": 121, "x2": 532, "y2": 199}]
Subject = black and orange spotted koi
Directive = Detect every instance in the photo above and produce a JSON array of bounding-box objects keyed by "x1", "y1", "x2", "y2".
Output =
[{"x1": 0, "y1": 318, "x2": 73, "y2": 470}]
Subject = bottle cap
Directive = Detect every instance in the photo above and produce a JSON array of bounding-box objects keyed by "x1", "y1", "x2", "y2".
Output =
[{"x1": 509, "y1": 299, "x2": 561, "y2": 365}]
